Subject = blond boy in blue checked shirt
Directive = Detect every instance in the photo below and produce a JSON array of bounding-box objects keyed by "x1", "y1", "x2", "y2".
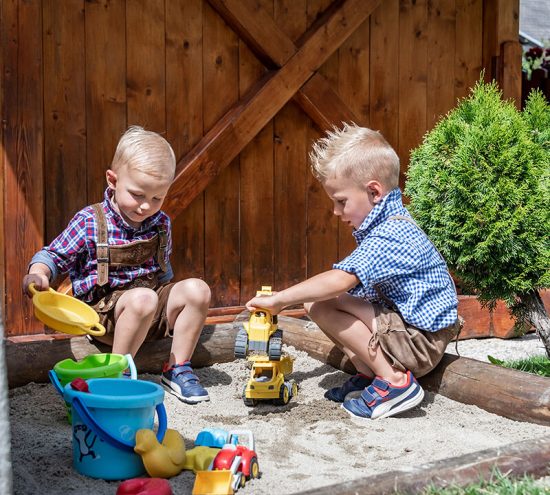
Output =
[
  {"x1": 23, "y1": 126, "x2": 211, "y2": 404},
  {"x1": 246, "y1": 124, "x2": 460, "y2": 420}
]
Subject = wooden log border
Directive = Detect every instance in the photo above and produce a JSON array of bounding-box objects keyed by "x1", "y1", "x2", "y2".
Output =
[
  {"x1": 6, "y1": 315, "x2": 550, "y2": 492},
  {"x1": 7, "y1": 316, "x2": 550, "y2": 426},
  {"x1": 297, "y1": 434, "x2": 550, "y2": 495}
]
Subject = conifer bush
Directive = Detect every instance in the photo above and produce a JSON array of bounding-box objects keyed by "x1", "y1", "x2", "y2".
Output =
[{"x1": 405, "y1": 81, "x2": 550, "y2": 355}]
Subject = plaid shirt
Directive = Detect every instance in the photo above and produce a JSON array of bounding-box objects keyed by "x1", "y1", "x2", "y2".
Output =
[
  {"x1": 31, "y1": 188, "x2": 173, "y2": 302},
  {"x1": 334, "y1": 188, "x2": 457, "y2": 332}
]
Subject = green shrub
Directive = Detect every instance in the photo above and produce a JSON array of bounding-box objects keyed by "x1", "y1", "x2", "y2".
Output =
[{"x1": 405, "y1": 81, "x2": 549, "y2": 347}]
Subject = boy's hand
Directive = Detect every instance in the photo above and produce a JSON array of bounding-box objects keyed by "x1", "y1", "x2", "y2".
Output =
[
  {"x1": 245, "y1": 294, "x2": 284, "y2": 315},
  {"x1": 22, "y1": 273, "x2": 50, "y2": 297}
]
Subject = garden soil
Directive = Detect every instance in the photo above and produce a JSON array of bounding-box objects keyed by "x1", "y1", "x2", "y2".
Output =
[{"x1": 10, "y1": 334, "x2": 550, "y2": 495}]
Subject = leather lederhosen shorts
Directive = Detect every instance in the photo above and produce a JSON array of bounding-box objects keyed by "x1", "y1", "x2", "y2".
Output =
[
  {"x1": 89, "y1": 274, "x2": 175, "y2": 342},
  {"x1": 371, "y1": 303, "x2": 462, "y2": 378}
]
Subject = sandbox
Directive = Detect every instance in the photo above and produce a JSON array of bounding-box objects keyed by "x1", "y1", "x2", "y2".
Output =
[{"x1": 8, "y1": 317, "x2": 550, "y2": 494}]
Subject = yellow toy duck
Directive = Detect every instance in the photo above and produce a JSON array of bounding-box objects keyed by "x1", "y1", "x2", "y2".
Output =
[{"x1": 134, "y1": 428, "x2": 187, "y2": 479}]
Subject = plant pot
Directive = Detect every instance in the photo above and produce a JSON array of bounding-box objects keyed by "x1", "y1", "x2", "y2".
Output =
[{"x1": 457, "y1": 291, "x2": 550, "y2": 340}]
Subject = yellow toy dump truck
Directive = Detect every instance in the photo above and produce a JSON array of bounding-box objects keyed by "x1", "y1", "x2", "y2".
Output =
[
  {"x1": 242, "y1": 355, "x2": 298, "y2": 407},
  {"x1": 234, "y1": 286, "x2": 282, "y2": 361}
]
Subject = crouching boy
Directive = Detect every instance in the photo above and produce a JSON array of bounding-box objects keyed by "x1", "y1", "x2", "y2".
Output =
[{"x1": 246, "y1": 124, "x2": 460, "y2": 419}]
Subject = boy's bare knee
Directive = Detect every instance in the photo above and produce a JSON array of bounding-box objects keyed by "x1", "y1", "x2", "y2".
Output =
[
  {"x1": 173, "y1": 278, "x2": 211, "y2": 308},
  {"x1": 123, "y1": 288, "x2": 158, "y2": 317}
]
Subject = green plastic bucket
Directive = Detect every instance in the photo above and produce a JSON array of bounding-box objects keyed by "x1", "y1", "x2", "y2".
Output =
[{"x1": 51, "y1": 353, "x2": 136, "y2": 422}]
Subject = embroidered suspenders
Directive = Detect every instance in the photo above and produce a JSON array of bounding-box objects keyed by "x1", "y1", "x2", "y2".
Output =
[{"x1": 91, "y1": 203, "x2": 167, "y2": 286}]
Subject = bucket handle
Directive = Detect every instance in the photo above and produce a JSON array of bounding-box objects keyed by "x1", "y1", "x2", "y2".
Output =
[
  {"x1": 125, "y1": 353, "x2": 138, "y2": 380},
  {"x1": 48, "y1": 369, "x2": 64, "y2": 397},
  {"x1": 71, "y1": 396, "x2": 167, "y2": 452}
]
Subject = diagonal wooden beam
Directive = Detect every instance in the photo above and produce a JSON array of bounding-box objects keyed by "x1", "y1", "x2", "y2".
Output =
[
  {"x1": 206, "y1": 0, "x2": 295, "y2": 68},
  {"x1": 207, "y1": 0, "x2": 359, "y2": 130},
  {"x1": 164, "y1": 0, "x2": 380, "y2": 219},
  {"x1": 294, "y1": 73, "x2": 358, "y2": 130}
]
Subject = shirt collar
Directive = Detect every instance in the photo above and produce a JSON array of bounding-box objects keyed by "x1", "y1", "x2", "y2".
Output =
[
  {"x1": 102, "y1": 187, "x2": 162, "y2": 232},
  {"x1": 352, "y1": 188, "x2": 404, "y2": 243}
]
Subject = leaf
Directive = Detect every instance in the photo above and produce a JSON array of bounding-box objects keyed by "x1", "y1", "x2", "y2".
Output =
[{"x1": 487, "y1": 355, "x2": 505, "y2": 366}]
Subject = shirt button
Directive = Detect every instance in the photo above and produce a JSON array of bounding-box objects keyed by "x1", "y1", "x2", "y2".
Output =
[{"x1": 147, "y1": 273, "x2": 154, "y2": 279}]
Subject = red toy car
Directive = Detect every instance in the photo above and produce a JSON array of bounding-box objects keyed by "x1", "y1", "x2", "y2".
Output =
[{"x1": 212, "y1": 430, "x2": 259, "y2": 490}]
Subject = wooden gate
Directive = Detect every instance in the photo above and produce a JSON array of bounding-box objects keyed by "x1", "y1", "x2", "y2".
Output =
[{"x1": 1, "y1": 0, "x2": 520, "y2": 338}]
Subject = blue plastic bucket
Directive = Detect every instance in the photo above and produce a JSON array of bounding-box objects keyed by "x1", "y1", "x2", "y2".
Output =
[{"x1": 63, "y1": 378, "x2": 167, "y2": 480}]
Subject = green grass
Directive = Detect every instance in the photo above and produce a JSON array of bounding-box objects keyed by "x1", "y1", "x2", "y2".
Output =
[
  {"x1": 417, "y1": 470, "x2": 550, "y2": 494},
  {"x1": 487, "y1": 354, "x2": 550, "y2": 377}
]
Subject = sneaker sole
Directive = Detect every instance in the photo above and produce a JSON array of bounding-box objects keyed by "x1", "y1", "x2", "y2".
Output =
[
  {"x1": 161, "y1": 381, "x2": 210, "y2": 404},
  {"x1": 342, "y1": 383, "x2": 424, "y2": 420}
]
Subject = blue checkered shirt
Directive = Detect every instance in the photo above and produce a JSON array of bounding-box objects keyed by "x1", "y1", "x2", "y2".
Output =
[
  {"x1": 30, "y1": 188, "x2": 173, "y2": 301},
  {"x1": 334, "y1": 188, "x2": 457, "y2": 332}
]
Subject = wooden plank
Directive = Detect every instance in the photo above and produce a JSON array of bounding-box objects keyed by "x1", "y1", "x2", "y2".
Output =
[
  {"x1": 239, "y1": 3, "x2": 275, "y2": 302},
  {"x1": 500, "y1": 40, "x2": 522, "y2": 107},
  {"x1": 4, "y1": 0, "x2": 44, "y2": 336},
  {"x1": 85, "y1": 0, "x2": 126, "y2": 203},
  {"x1": 337, "y1": 13, "x2": 370, "y2": 259},
  {"x1": 398, "y1": 0, "x2": 428, "y2": 188},
  {"x1": 162, "y1": 0, "x2": 383, "y2": 221},
  {"x1": 297, "y1": 435, "x2": 550, "y2": 494},
  {"x1": 426, "y1": 0, "x2": 456, "y2": 131},
  {"x1": 273, "y1": 0, "x2": 308, "y2": 292},
  {"x1": 203, "y1": 2, "x2": 241, "y2": 307},
  {"x1": 455, "y1": 0, "x2": 483, "y2": 101},
  {"x1": 497, "y1": 0, "x2": 519, "y2": 44},
  {"x1": 369, "y1": 1, "x2": 399, "y2": 153},
  {"x1": 165, "y1": 0, "x2": 206, "y2": 282},
  {"x1": 126, "y1": 0, "x2": 165, "y2": 132},
  {"x1": 43, "y1": 0, "x2": 87, "y2": 239},
  {"x1": 305, "y1": 0, "x2": 340, "y2": 278},
  {"x1": 206, "y1": 0, "x2": 294, "y2": 68},
  {"x1": 482, "y1": 0, "x2": 499, "y2": 81},
  {"x1": 0, "y1": 0, "x2": 11, "y2": 317}
]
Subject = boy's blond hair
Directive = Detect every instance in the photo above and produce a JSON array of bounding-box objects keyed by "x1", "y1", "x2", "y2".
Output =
[
  {"x1": 111, "y1": 126, "x2": 176, "y2": 180},
  {"x1": 309, "y1": 123, "x2": 400, "y2": 189}
]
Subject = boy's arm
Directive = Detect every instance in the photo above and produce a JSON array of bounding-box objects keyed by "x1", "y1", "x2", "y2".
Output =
[
  {"x1": 245, "y1": 269, "x2": 359, "y2": 314},
  {"x1": 23, "y1": 210, "x2": 88, "y2": 295}
]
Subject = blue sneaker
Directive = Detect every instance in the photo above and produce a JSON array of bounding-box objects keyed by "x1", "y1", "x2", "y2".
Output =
[
  {"x1": 161, "y1": 362, "x2": 210, "y2": 404},
  {"x1": 324, "y1": 374, "x2": 373, "y2": 402},
  {"x1": 342, "y1": 371, "x2": 424, "y2": 419}
]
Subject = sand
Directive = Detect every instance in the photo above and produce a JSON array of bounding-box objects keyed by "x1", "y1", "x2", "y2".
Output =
[{"x1": 9, "y1": 336, "x2": 550, "y2": 495}]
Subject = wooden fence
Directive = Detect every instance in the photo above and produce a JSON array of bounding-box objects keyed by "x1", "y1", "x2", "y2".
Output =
[{"x1": 1, "y1": 0, "x2": 520, "y2": 338}]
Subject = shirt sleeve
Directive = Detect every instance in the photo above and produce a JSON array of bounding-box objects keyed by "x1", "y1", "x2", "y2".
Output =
[{"x1": 41, "y1": 211, "x2": 89, "y2": 276}]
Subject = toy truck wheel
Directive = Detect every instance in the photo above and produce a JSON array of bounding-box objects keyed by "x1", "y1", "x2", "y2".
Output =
[
  {"x1": 232, "y1": 472, "x2": 245, "y2": 490},
  {"x1": 234, "y1": 328, "x2": 249, "y2": 359},
  {"x1": 268, "y1": 329, "x2": 283, "y2": 361},
  {"x1": 248, "y1": 457, "x2": 260, "y2": 479},
  {"x1": 290, "y1": 380, "x2": 298, "y2": 399},
  {"x1": 242, "y1": 385, "x2": 257, "y2": 407},
  {"x1": 273, "y1": 383, "x2": 290, "y2": 405}
]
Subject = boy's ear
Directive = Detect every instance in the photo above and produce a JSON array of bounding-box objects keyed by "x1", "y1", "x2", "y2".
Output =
[
  {"x1": 106, "y1": 169, "x2": 117, "y2": 189},
  {"x1": 366, "y1": 180, "x2": 385, "y2": 203}
]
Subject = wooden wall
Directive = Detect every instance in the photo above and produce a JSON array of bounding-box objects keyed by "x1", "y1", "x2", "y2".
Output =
[{"x1": 1, "y1": 0, "x2": 520, "y2": 337}]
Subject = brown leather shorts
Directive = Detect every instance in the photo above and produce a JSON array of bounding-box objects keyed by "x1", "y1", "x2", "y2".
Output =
[
  {"x1": 89, "y1": 276, "x2": 175, "y2": 342},
  {"x1": 372, "y1": 303, "x2": 461, "y2": 378}
]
